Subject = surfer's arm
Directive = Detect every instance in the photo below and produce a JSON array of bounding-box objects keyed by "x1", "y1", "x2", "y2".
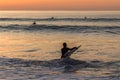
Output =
[
  {"x1": 67, "y1": 48, "x2": 74, "y2": 50},
  {"x1": 71, "y1": 45, "x2": 81, "y2": 50},
  {"x1": 67, "y1": 47, "x2": 77, "y2": 51}
]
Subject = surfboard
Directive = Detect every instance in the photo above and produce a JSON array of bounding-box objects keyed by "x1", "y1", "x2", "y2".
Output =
[{"x1": 63, "y1": 45, "x2": 81, "y2": 58}]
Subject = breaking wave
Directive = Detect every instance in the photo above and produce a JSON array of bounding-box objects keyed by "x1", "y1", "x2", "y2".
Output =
[
  {"x1": 1, "y1": 57, "x2": 120, "y2": 73},
  {"x1": 0, "y1": 24, "x2": 120, "y2": 34}
]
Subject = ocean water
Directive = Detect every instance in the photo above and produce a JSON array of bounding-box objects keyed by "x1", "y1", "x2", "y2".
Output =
[{"x1": 0, "y1": 11, "x2": 120, "y2": 80}]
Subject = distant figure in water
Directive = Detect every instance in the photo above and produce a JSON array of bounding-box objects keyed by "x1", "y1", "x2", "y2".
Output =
[
  {"x1": 51, "y1": 17, "x2": 54, "y2": 20},
  {"x1": 33, "y1": 21, "x2": 36, "y2": 25},
  {"x1": 84, "y1": 16, "x2": 87, "y2": 20},
  {"x1": 61, "y1": 42, "x2": 77, "y2": 59}
]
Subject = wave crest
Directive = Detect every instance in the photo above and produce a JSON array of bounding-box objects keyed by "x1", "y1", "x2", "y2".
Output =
[{"x1": 0, "y1": 18, "x2": 120, "y2": 22}]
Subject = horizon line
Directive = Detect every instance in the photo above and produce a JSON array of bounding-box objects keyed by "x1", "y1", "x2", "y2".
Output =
[{"x1": 0, "y1": 9, "x2": 120, "y2": 11}]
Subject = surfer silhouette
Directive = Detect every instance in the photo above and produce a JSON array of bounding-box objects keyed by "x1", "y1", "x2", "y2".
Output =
[
  {"x1": 33, "y1": 21, "x2": 36, "y2": 25},
  {"x1": 61, "y1": 42, "x2": 81, "y2": 59}
]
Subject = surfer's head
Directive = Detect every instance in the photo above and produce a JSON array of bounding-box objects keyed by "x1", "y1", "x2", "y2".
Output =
[{"x1": 63, "y1": 42, "x2": 67, "y2": 47}]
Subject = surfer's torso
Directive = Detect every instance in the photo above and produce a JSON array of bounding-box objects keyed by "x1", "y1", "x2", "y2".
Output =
[{"x1": 61, "y1": 47, "x2": 71, "y2": 58}]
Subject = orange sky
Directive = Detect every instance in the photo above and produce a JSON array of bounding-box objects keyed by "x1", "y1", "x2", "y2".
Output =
[{"x1": 0, "y1": 0, "x2": 120, "y2": 10}]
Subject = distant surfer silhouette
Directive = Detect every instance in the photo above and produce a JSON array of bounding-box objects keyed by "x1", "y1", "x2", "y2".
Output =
[
  {"x1": 50, "y1": 17, "x2": 55, "y2": 20},
  {"x1": 51, "y1": 17, "x2": 54, "y2": 19},
  {"x1": 61, "y1": 42, "x2": 81, "y2": 59},
  {"x1": 33, "y1": 21, "x2": 36, "y2": 25},
  {"x1": 84, "y1": 16, "x2": 87, "y2": 20}
]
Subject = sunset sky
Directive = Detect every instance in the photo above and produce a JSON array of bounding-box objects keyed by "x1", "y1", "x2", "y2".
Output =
[{"x1": 0, "y1": 0, "x2": 120, "y2": 10}]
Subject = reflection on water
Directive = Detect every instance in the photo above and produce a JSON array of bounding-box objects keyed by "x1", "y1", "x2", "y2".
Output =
[
  {"x1": 0, "y1": 11, "x2": 120, "y2": 79},
  {"x1": 0, "y1": 30, "x2": 120, "y2": 78},
  {"x1": 0, "y1": 31, "x2": 120, "y2": 61}
]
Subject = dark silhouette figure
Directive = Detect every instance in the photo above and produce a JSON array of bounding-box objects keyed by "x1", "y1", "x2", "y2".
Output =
[
  {"x1": 33, "y1": 21, "x2": 36, "y2": 25},
  {"x1": 84, "y1": 16, "x2": 87, "y2": 20},
  {"x1": 61, "y1": 42, "x2": 77, "y2": 59},
  {"x1": 51, "y1": 17, "x2": 54, "y2": 19}
]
